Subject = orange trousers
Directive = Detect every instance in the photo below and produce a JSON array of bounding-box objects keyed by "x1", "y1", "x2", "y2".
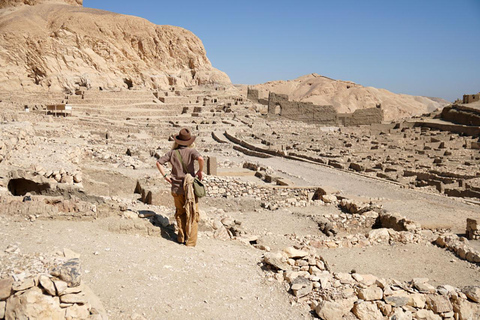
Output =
[{"x1": 172, "y1": 193, "x2": 199, "y2": 247}]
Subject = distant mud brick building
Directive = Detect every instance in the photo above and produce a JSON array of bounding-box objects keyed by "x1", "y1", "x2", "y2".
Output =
[
  {"x1": 441, "y1": 104, "x2": 480, "y2": 127},
  {"x1": 246, "y1": 88, "x2": 383, "y2": 126},
  {"x1": 45, "y1": 104, "x2": 72, "y2": 116},
  {"x1": 463, "y1": 92, "x2": 480, "y2": 104}
]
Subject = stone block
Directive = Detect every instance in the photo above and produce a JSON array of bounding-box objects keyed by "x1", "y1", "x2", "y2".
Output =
[
  {"x1": 135, "y1": 179, "x2": 171, "y2": 206},
  {"x1": 0, "y1": 300, "x2": 5, "y2": 319},
  {"x1": 206, "y1": 156, "x2": 217, "y2": 176},
  {"x1": 0, "y1": 278, "x2": 13, "y2": 301},
  {"x1": 462, "y1": 286, "x2": 480, "y2": 303},
  {"x1": 466, "y1": 218, "x2": 479, "y2": 240},
  {"x1": 50, "y1": 258, "x2": 82, "y2": 287},
  {"x1": 290, "y1": 277, "x2": 312, "y2": 297},
  {"x1": 426, "y1": 295, "x2": 453, "y2": 314},
  {"x1": 357, "y1": 285, "x2": 383, "y2": 301},
  {"x1": 315, "y1": 298, "x2": 356, "y2": 320},
  {"x1": 5, "y1": 287, "x2": 64, "y2": 320},
  {"x1": 352, "y1": 301, "x2": 384, "y2": 320}
]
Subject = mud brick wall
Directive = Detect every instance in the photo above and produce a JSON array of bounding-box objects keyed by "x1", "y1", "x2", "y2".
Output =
[
  {"x1": 463, "y1": 93, "x2": 480, "y2": 104},
  {"x1": 441, "y1": 105, "x2": 480, "y2": 126},
  {"x1": 265, "y1": 92, "x2": 383, "y2": 126},
  {"x1": 339, "y1": 107, "x2": 384, "y2": 126},
  {"x1": 267, "y1": 93, "x2": 338, "y2": 125},
  {"x1": 247, "y1": 88, "x2": 259, "y2": 103}
]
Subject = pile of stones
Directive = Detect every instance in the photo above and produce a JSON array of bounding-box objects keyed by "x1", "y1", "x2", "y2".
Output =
[
  {"x1": 294, "y1": 227, "x2": 429, "y2": 251},
  {"x1": 31, "y1": 167, "x2": 83, "y2": 186},
  {"x1": 262, "y1": 247, "x2": 480, "y2": 320},
  {"x1": 85, "y1": 146, "x2": 151, "y2": 170},
  {"x1": 435, "y1": 234, "x2": 480, "y2": 264},
  {"x1": 0, "y1": 249, "x2": 106, "y2": 320},
  {"x1": 0, "y1": 193, "x2": 98, "y2": 221}
]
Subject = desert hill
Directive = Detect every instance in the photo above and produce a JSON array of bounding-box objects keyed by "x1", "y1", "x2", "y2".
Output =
[
  {"x1": 250, "y1": 73, "x2": 449, "y2": 121},
  {"x1": 0, "y1": 0, "x2": 231, "y2": 92}
]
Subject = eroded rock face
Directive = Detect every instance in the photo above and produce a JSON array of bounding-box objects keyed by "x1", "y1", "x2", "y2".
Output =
[
  {"x1": 0, "y1": 2, "x2": 230, "y2": 92},
  {"x1": 0, "y1": 0, "x2": 82, "y2": 9}
]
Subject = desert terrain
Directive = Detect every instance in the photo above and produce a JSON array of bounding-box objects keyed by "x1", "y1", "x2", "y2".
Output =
[{"x1": 1, "y1": 1, "x2": 480, "y2": 320}]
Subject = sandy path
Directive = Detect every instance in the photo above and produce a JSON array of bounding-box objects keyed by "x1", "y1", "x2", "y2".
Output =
[{"x1": 0, "y1": 219, "x2": 311, "y2": 320}]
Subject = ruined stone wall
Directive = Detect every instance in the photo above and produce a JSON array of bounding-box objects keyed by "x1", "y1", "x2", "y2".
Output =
[
  {"x1": 266, "y1": 92, "x2": 383, "y2": 126},
  {"x1": 247, "y1": 88, "x2": 259, "y2": 103},
  {"x1": 339, "y1": 107, "x2": 384, "y2": 126},
  {"x1": 441, "y1": 105, "x2": 480, "y2": 126},
  {"x1": 463, "y1": 93, "x2": 480, "y2": 104},
  {"x1": 246, "y1": 88, "x2": 268, "y2": 106}
]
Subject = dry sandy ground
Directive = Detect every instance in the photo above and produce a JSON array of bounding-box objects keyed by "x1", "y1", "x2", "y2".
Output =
[
  {"x1": 1, "y1": 141, "x2": 479, "y2": 319},
  {"x1": 247, "y1": 154, "x2": 480, "y2": 232},
  {"x1": 0, "y1": 218, "x2": 311, "y2": 320}
]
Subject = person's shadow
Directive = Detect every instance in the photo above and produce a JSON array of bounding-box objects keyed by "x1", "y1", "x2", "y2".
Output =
[{"x1": 138, "y1": 210, "x2": 178, "y2": 243}]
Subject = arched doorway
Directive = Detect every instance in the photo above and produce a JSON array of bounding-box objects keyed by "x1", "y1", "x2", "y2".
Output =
[{"x1": 274, "y1": 103, "x2": 282, "y2": 115}]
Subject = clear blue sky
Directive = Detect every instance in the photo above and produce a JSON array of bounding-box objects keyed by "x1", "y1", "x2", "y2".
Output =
[{"x1": 84, "y1": 0, "x2": 480, "y2": 102}]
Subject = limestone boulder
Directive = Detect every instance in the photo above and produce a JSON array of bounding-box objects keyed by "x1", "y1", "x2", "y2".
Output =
[
  {"x1": 414, "y1": 309, "x2": 442, "y2": 320},
  {"x1": 38, "y1": 275, "x2": 56, "y2": 296},
  {"x1": 50, "y1": 258, "x2": 82, "y2": 287},
  {"x1": 357, "y1": 285, "x2": 383, "y2": 301},
  {"x1": 367, "y1": 228, "x2": 390, "y2": 242},
  {"x1": 5, "y1": 287, "x2": 64, "y2": 320},
  {"x1": 453, "y1": 298, "x2": 480, "y2": 320},
  {"x1": 290, "y1": 277, "x2": 312, "y2": 297},
  {"x1": 426, "y1": 294, "x2": 452, "y2": 314},
  {"x1": 462, "y1": 286, "x2": 480, "y2": 303},
  {"x1": 352, "y1": 301, "x2": 384, "y2": 320},
  {"x1": 283, "y1": 247, "x2": 308, "y2": 259},
  {"x1": 315, "y1": 298, "x2": 356, "y2": 320},
  {"x1": 0, "y1": 278, "x2": 13, "y2": 300},
  {"x1": 263, "y1": 252, "x2": 291, "y2": 271},
  {"x1": 0, "y1": 300, "x2": 5, "y2": 319}
]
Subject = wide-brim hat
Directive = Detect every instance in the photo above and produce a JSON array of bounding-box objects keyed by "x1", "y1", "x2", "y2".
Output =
[{"x1": 174, "y1": 128, "x2": 196, "y2": 146}]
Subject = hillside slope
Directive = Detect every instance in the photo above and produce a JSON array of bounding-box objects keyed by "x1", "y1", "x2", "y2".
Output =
[
  {"x1": 251, "y1": 73, "x2": 449, "y2": 121},
  {"x1": 0, "y1": 0, "x2": 231, "y2": 92}
]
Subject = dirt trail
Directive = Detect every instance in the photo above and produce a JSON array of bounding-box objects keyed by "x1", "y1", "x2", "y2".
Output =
[{"x1": 0, "y1": 218, "x2": 311, "y2": 320}]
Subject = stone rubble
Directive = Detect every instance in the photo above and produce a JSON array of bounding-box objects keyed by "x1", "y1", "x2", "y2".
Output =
[
  {"x1": 0, "y1": 248, "x2": 107, "y2": 320},
  {"x1": 435, "y1": 233, "x2": 480, "y2": 264},
  {"x1": 262, "y1": 247, "x2": 480, "y2": 320}
]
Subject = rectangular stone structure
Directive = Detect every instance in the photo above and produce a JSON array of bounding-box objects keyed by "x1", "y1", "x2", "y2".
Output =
[
  {"x1": 466, "y1": 218, "x2": 480, "y2": 240},
  {"x1": 207, "y1": 157, "x2": 217, "y2": 176}
]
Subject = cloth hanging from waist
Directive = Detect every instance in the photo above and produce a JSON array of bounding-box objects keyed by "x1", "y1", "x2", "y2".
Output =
[{"x1": 183, "y1": 173, "x2": 199, "y2": 238}]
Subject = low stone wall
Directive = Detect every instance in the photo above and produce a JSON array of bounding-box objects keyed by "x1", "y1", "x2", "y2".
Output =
[
  {"x1": 262, "y1": 247, "x2": 480, "y2": 320},
  {"x1": 435, "y1": 234, "x2": 480, "y2": 264},
  {"x1": 204, "y1": 175, "x2": 318, "y2": 209}
]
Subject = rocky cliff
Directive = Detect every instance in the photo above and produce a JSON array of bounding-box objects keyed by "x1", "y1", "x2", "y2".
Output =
[
  {"x1": 0, "y1": 1, "x2": 231, "y2": 92},
  {"x1": 0, "y1": 0, "x2": 83, "y2": 9},
  {"x1": 251, "y1": 74, "x2": 449, "y2": 121}
]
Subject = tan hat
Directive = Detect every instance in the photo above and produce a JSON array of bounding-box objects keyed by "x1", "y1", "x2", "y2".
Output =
[{"x1": 174, "y1": 128, "x2": 196, "y2": 146}]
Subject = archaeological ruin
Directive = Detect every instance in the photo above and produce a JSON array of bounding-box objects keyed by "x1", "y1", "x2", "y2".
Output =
[
  {"x1": 0, "y1": 1, "x2": 479, "y2": 319},
  {"x1": 247, "y1": 88, "x2": 384, "y2": 126}
]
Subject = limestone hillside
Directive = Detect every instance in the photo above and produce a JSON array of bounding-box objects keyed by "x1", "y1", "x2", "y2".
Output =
[
  {"x1": 251, "y1": 73, "x2": 449, "y2": 121},
  {"x1": 0, "y1": 0, "x2": 231, "y2": 92}
]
